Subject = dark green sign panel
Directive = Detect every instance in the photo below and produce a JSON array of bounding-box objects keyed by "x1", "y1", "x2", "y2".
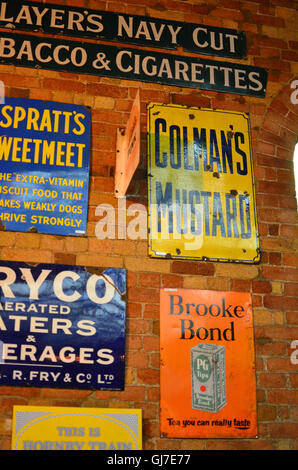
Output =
[
  {"x1": 0, "y1": 1, "x2": 246, "y2": 58},
  {"x1": 0, "y1": 32, "x2": 267, "y2": 97}
]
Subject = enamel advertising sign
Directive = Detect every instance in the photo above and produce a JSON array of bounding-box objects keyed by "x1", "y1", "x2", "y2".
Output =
[
  {"x1": 160, "y1": 289, "x2": 257, "y2": 438},
  {"x1": 0, "y1": 34, "x2": 267, "y2": 97},
  {"x1": 12, "y1": 406, "x2": 142, "y2": 450},
  {"x1": 0, "y1": 261, "x2": 126, "y2": 390},
  {"x1": 115, "y1": 90, "x2": 140, "y2": 197},
  {"x1": 0, "y1": 97, "x2": 91, "y2": 236},
  {"x1": 148, "y1": 104, "x2": 260, "y2": 263},
  {"x1": 0, "y1": 1, "x2": 246, "y2": 58}
]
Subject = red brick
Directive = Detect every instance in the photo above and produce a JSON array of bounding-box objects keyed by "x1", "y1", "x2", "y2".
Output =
[
  {"x1": 128, "y1": 287, "x2": 160, "y2": 303},
  {"x1": 257, "y1": 404, "x2": 276, "y2": 421},
  {"x1": 137, "y1": 369, "x2": 159, "y2": 385},
  {"x1": 173, "y1": 94, "x2": 211, "y2": 109},
  {"x1": 171, "y1": 261, "x2": 215, "y2": 276},
  {"x1": 279, "y1": 197, "x2": 297, "y2": 211},
  {"x1": 259, "y1": 373, "x2": 287, "y2": 388},
  {"x1": 252, "y1": 280, "x2": 272, "y2": 293},
  {"x1": 261, "y1": 266, "x2": 298, "y2": 282},
  {"x1": 282, "y1": 50, "x2": 298, "y2": 62},
  {"x1": 267, "y1": 355, "x2": 295, "y2": 372},
  {"x1": 161, "y1": 274, "x2": 183, "y2": 288},
  {"x1": 254, "y1": 57, "x2": 290, "y2": 72},
  {"x1": 256, "y1": 340, "x2": 286, "y2": 356},
  {"x1": 268, "y1": 224, "x2": 279, "y2": 236},
  {"x1": 127, "y1": 302, "x2": 142, "y2": 317},
  {"x1": 289, "y1": 43, "x2": 298, "y2": 55},
  {"x1": 257, "y1": 154, "x2": 292, "y2": 170},
  {"x1": 229, "y1": 442, "x2": 253, "y2": 450},
  {"x1": 258, "y1": 5, "x2": 275, "y2": 15},
  {"x1": 258, "y1": 181, "x2": 295, "y2": 196},
  {"x1": 260, "y1": 47, "x2": 280, "y2": 59},
  {"x1": 143, "y1": 336, "x2": 159, "y2": 352},
  {"x1": 290, "y1": 374, "x2": 298, "y2": 388},
  {"x1": 252, "y1": 294, "x2": 263, "y2": 307},
  {"x1": 122, "y1": 386, "x2": 146, "y2": 401},
  {"x1": 43, "y1": 78, "x2": 85, "y2": 93},
  {"x1": 259, "y1": 209, "x2": 297, "y2": 224},
  {"x1": 127, "y1": 318, "x2": 151, "y2": 334},
  {"x1": 286, "y1": 311, "x2": 298, "y2": 325},
  {"x1": 138, "y1": 273, "x2": 161, "y2": 287},
  {"x1": 206, "y1": 440, "x2": 230, "y2": 450},
  {"x1": 268, "y1": 252, "x2": 281, "y2": 265},
  {"x1": 231, "y1": 279, "x2": 251, "y2": 291},
  {"x1": 87, "y1": 83, "x2": 128, "y2": 98},
  {"x1": 264, "y1": 326, "x2": 298, "y2": 341},
  {"x1": 256, "y1": 140, "x2": 275, "y2": 156},
  {"x1": 127, "y1": 351, "x2": 149, "y2": 368},
  {"x1": 92, "y1": 176, "x2": 115, "y2": 193},
  {"x1": 268, "y1": 389, "x2": 298, "y2": 404},
  {"x1": 280, "y1": 225, "x2": 298, "y2": 238},
  {"x1": 268, "y1": 423, "x2": 298, "y2": 438},
  {"x1": 264, "y1": 295, "x2": 297, "y2": 310},
  {"x1": 126, "y1": 335, "x2": 142, "y2": 350},
  {"x1": 92, "y1": 109, "x2": 123, "y2": 125},
  {"x1": 284, "y1": 282, "x2": 298, "y2": 296},
  {"x1": 210, "y1": 7, "x2": 244, "y2": 20},
  {"x1": 143, "y1": 304, "x2": 159, "y2": 318},
  {"x1": 251, "y1": 14, "x2": 285, "y2": 27},
  {"x1": 54, "y1": 253, "x2": 76, "y2": 265},
  {"x1": 282, "y1": 253, "x2": 298, "y2": 267}
]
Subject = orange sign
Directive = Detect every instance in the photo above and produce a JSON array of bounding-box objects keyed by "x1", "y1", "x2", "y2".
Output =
[
  {"x1": 115, "y1": 90, "x2": 140, "y2": 197},
  {"x1": 160, "y1": 289, "x2": 257, "y2": 438}
]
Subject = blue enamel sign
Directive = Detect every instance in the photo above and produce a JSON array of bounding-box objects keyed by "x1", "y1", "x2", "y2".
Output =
[
  {"x1": 0, "y1": 97, "x2": 91, "y2": 236},
  {"x1": 0, "y1": 261, "x2": 126, "y2": 390}
]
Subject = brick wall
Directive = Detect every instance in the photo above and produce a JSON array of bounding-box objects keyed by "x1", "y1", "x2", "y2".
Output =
[{"x1": 0, "y1": 0, "x2": 297, "y2": 450}]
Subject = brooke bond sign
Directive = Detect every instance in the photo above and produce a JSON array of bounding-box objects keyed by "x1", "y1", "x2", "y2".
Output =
[{"x1": 160, "y1": 289, "x2": 257, "y2": 438}]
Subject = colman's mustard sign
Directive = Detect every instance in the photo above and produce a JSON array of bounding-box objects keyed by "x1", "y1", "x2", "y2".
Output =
[{"x1": 148, "y1": 104, "x2": 259, "y2": 263}]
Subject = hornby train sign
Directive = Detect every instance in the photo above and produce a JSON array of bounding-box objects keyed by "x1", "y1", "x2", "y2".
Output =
[{"x1": 12, "y1": 406, "x2": 142, "y2": 450}]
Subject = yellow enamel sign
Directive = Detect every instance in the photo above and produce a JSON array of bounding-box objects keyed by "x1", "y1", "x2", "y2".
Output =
[
  {"x1": 147, "y1": 104, "x2": 260, "y2": 263},
  {"x1": 12, "y1": 406, "x2": 142, "y2": 450}
]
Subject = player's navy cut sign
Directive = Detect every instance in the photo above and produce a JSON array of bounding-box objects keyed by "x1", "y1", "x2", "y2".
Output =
[{"x1": 0, "y1": 1, "x2": 246, "y2": 58}]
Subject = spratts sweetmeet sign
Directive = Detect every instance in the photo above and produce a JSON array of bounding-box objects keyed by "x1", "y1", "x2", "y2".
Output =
[
  {"x1": 0, "y1": 1, "x2": 268, "y2": 97},
  {"x1": 0, "y1": 97, "x2": 91, "y2": 237}
]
